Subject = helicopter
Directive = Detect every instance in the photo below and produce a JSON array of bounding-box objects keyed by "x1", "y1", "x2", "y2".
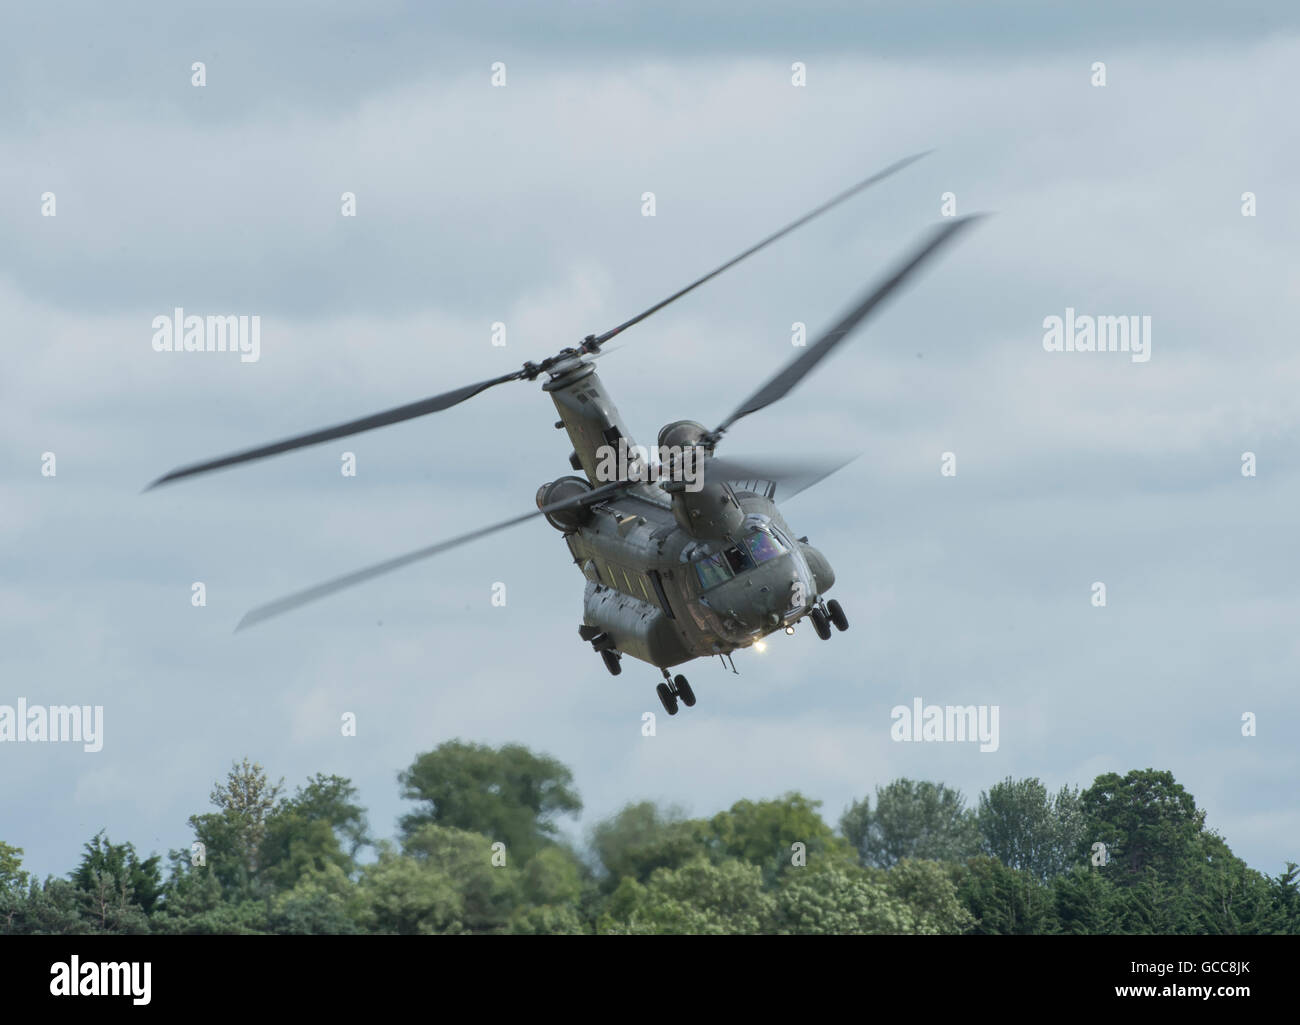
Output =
[{"x1": 149, "y1": 152, "x2": 982, "y2": 716}]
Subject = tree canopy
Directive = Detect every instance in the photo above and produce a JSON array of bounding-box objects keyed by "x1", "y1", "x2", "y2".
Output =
[{"x1": 1, "y1": 749, "x2": 1294, "y2": 935}]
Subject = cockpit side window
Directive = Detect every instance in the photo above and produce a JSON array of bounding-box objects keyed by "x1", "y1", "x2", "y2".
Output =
[
  {"x1": 743, "y1": 529, "x2": 786, "y2": 565},
  {"x1": 722, "y1": 545, "x2": 753, "y2": 574},
  {"x1": 693, "y1": 551, "x2": 733, "y2": 590}
]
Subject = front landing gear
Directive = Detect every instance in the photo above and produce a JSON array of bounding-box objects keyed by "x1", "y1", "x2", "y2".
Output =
[
  {"x1": 809, "y1": 606, "x2": 832, "y2": 640},
  {"x1": 656, "y1": 670, "x2": 695, "y2": 715},
  {"x1": 808, "y1": 598, "x2": 849, "y2": 639}
]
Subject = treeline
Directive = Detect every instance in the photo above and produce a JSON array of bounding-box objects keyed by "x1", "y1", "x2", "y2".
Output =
[{"x1": 1, "y1": 744, "x2": 1296, "y2": 934}]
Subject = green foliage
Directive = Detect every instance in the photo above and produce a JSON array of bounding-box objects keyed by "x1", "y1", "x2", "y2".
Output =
[
  {"x1": 771, "y1": 861, "x2": 916, "y2": 934},
  {"x1": 597, "y1": 857, "x2": 775, "y2": 934},
  {"x1": 73, "y1": 832, "x2": 163, "y2": 915},
  {"x1": 1079, "y1": 769, "x2": 1205, "y2": 883},
  {"x1": 958, "y1": 855, "x2": 1057, "y2": 934},
  {"x1": 0, "y1": 841, "x2": 28, "y2": 894},
  {"x1": 398, "y1": 740, "x2": 582, "y2": 863},
  {"x1": 709, "y1": 792, "x2": 853, "y2": 882},
  {"x1": 1051, "y1": 865, "x2": 1122, "y2": 934},
  {"x1": 884, "y1": 858, "x2": 976, "y2": 934},
  {"x1": 977, "y1": 777, "x2": 1086, "y2": 881},
  {"x1": 841, "y1": 779, "x2": 980, "y2": 868},
  {"x1": 3, "y1": 757, "x2": 1296, "y2": 935},
  {"x1": 260, "y1": 774, "x2": 371, "y2": 891},
  {"x1": 590, "y1": 802, "x2": 711, "y2": 886},
  {"x1": 188, "y1": 757, "x2": 285, "y2": 896}
]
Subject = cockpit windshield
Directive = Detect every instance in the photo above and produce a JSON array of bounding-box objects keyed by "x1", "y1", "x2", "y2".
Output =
[
  {"x1": 743, "y1": 528, "x2": 786, "y2": 565},
  {"x1": 692, "y1": 529, "x2": 787, "y2": 590}
]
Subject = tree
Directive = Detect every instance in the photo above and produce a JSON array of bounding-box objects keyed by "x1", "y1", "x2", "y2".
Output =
[
  {"x1": 402, "y1": 824, "x2": 520, "y2": 932},
  {"x1": 1270, "y1": 863, "x2": 1300, "y2": 935},
  {"x1": 1180, "y1": 833, "x2": 1283, "y2": 934},
  {"x1": 841, "y1": 779, "x2": 980, "y2": 868},
  {"x1": 0, "y1": 842, "x2": 27, "y2": 894},
  {"x1": 188, "y1": 758, "x2": 285, "y2": 895},
  {"x1": 1079, "y1": 769, "x2": 1205, "y2": 884},
  {"x1": 72, "y1": 832, "x2": 163, "y2": 918},
  {"x1": 589, "y1": 802, "x2": 708, "y2": 886},
  {"x1": 957, "y1": 855, "x2": 1055, "y2": 934},
  {"x1": 356, "y1": 844, "x2": 464, "y2": 935},
  {"x1": 398, "y1": 741, "x2": 581, "y2": 863},
  {"x1": 978, "y1": 777, "x2": 1086, "y2": 881},
  {"x1": 1052, "y1": 865, "x2": 1121, "y2": 934},
  {"x1": 709, "y1": 792, "x2": 853, "y2": 882},
  {"x1": 771, "y1": 862, "x2": 917, "y2": 934},
  {"x1": 2, "y1": 878, "x2": 90, "y2": 935},
  {"x1": 597, "y1": 857, "x2": 775, "y2": 935},
  {"x1": 884, "y1": 859, "x2": 976, "y2": 934},
  {"x1": 259, "y1": 774, "x2": 371, "y2": 891}
]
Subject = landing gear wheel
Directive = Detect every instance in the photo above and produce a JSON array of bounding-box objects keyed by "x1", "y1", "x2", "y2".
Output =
[
  {"x1": 674, "y1": 675, "x2": 696, "y2": 707},
  {"x1": 826, "y1": 599, "x2": 849, "y2": 632},
  {"x1": 601, "y1": 650, "x2": 622, "y2": 676},
  {"x1": 809, "y1": 606, "x2": 832, "y2": 640},
  {"x1": 656, "y1": 682, "x2": 679, "y2": 715}
]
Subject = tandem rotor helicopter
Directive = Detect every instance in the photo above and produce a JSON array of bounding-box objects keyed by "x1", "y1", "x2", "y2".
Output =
[{"x1": 149, "y1": 152, "x2": 982, "y2": 716}]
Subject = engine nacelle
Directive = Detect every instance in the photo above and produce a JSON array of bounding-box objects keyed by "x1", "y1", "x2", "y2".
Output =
[
  {"x1": 657, "y1": 419, "x2": 744, "y2": 540},
  {"x1": 657, "y1": 419, "x2": 709, "y2": 452},
  {"x1": 536, "y1": 476, "x2": 594, "y2": 531}
]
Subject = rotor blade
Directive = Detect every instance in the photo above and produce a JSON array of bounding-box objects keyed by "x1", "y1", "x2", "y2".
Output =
[
  {"x1": 715, "y1": 214, "x2": 985, "y2": 435},
  {"x1": 147, "y1": 371, "x2": 521, "y2": 489},
  {"x1": 705, "y1": 452, "x2": 860, "y2": 501},
  {"x1": 589, "y1": 151, "x2": 930, "y2": 347},
  {"x1": 235, "y1": 481, "x2": 626, "y2": 631}
]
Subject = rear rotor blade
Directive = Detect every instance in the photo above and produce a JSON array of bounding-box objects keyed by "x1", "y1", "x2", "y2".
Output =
[
  {"x1": 235, "y1": 481, "x2": 625, "y2": 630},
  {"x1": 588, "y1": 151, "x2": 929, "y2": 348},
  {"x1": 714, "y1": 214, "x2": 985, "y2": 436},
  {"x1": 705, "y1": 452, "x2": 860, "y2": 501},
  {"x1": 147, "y1": 371, "x2": 521, "y2": 489}
]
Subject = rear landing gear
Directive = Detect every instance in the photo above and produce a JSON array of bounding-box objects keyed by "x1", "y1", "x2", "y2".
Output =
[
  {"x1": 601, "y1": 650, "x2": 622, "y2": 676},
  {"x1": 657, "y1": 669, "x2": 695, "y2": 715}
]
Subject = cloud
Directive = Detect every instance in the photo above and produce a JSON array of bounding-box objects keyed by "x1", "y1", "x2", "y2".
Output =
[{"x1": 2, "y1": 23, "x2": 1298, "y2": 880}]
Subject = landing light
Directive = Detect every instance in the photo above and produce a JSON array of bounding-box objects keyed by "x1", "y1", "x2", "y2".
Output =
[
  {"x1": 784, "y1": 626, "x2": 795, "y2": 635},
  {"x1": 754, "y1": 641, "x2": 767, "y2": 653}
]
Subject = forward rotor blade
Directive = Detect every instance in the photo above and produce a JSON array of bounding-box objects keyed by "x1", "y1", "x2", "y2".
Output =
[
  {"x1": 589, "y1": 151, "x2": 929, "y2": 347},
  {"x1": 705, "y1": 452, "x2": 860, "y2": 501},
  {"x1": 147, "y1": 371, "x2": 521, "y2": 489},
  {"x1": 715, "y1": 214, "x2": 985, "y2": 435},
  {"x1": 235, "y1": 481, "x2": 625, "y2": 631}
]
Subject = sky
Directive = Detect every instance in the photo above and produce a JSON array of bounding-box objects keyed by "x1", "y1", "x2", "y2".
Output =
[{"x1": 2, "y1": 2, "x2": 1298, "y2": 881}]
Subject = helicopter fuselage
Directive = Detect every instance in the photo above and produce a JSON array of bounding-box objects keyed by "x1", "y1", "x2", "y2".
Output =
[{"x1": 541, "y1": 358, "x2": 836, "y2": 669}]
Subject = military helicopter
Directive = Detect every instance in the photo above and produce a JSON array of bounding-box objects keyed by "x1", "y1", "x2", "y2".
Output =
[{"x1": 149, "y1": 152, "x2": 981, "y2": 715}]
